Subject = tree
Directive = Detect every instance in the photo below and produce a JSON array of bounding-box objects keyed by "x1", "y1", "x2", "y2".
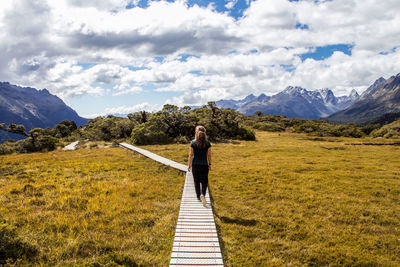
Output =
[
  {"x1": 128, "y1": 111, "x2": 149, "y2": 124},
  {"x1": 5, "y1": 123, "x2": 29, "y2": 137},
  {"x1": 254, "y1": 110, "x2": 263, "y2": 117},
  {"x1": 130, "y1": 103, "x2": 256, "y2": 145},
  {"x1": 55, "y1": 120, "x2": 77, "y2": 138}
]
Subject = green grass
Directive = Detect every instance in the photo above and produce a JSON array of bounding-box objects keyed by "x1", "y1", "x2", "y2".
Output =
[
  {"x1": 0, "y1": 147, "x2": 184, "y2": 266},
  {"x1": 144, "y1": 131, "x2": 400, "y2": 266}
]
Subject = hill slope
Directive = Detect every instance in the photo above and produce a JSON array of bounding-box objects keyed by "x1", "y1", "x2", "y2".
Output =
[
  {"x1": 328, "y1": 73, "x2": 400, "y2": 124},
  {"x1": 0, "y1": 82, "x2": 87, "y2": 140}
]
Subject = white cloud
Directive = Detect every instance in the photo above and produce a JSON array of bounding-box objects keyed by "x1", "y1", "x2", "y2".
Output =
[
  {"x1": 104, "y1": 103, "x2": 160, "y2": 114},
  {"x1": 0, "y1": 0, "x2": 400, "y2": 109},
  {"x1": 225, "y1": 0, "x2": 238, "y2": 10},
  {"x1": 112, "y1": 84, "x2": 142, "y2": 96},
  {"x1": 66, "y1": 0, "x2": 129, "y2": 11},
  {"x1": 83, "y1": 102, "x2": 160, "y2": 118}
]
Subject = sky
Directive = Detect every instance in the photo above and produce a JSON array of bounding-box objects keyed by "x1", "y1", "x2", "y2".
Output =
[{"x1": 0, "y1": 0, "x2": 400, "y2": 117}]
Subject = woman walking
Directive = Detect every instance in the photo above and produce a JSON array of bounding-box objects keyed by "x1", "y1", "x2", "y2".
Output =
[{"x1": 188, "y1": 126, "x2": 212, "y2": 206}]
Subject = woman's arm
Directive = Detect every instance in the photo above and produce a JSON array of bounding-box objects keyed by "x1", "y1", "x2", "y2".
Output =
[
  {"x1": 207, "y1": 147, "x2": 212, "y2": 170},
  {"x1": 188, "y1": 147, "x2": 194, "y2": 171}
]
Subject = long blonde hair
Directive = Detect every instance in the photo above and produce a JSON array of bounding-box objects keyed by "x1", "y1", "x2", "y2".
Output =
[{"x1": 195, "y1": 125, "x2": 208, "y2": 148}]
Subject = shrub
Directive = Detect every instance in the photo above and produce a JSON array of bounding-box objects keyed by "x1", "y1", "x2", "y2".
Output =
[
  {"x1": 235, "y1": 127, "x2": 256, "y2": 140},
  {"x1": 36, "y1": 135, "x2": 59, "y2": 151},
  {"x1": 131, "y1": 124, "x2": 172, "y2": 145},
  {"x1": 130, "y1": 103, "x2": 256, "y2": 145},
  {"x1": 0, "y1": 141, "x2": 16, "y2": 155},
  {"x1": 370, "y1": 120, "x2": 400, "y2": 138}
]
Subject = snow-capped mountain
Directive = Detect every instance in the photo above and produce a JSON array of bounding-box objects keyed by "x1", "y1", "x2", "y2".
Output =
[{"x1": 216, "y1": 87, "x2": 359, "y2": 119}]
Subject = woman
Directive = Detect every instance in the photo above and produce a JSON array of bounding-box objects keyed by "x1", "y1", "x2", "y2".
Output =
[{"x1": 188, "y1": 126, "x2": 212, "y2": 206}]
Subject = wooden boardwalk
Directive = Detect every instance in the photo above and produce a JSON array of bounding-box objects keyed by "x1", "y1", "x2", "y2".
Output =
[
  {"x1": 119, "y1": 143, "x2": 224, "y2": 266},
  {"x1": 119, "y1": 142, "x2": 187, "y2": 172}
]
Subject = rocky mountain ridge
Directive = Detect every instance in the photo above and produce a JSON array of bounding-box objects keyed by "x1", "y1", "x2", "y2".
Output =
[
  {"x1": 216, "y1": 86, "x2": 360, "y2": 119},
  {"x1": 328, "y1": 73, "x2": 400, "y2": 124},
  {"x1": 0, "y1": 82, "x2": 88, "y2": 141}
]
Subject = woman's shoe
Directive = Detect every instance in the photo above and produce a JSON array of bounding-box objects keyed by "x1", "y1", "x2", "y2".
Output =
[{"x1": 200, "y1": 195, "x2": 206, "y2": 206}]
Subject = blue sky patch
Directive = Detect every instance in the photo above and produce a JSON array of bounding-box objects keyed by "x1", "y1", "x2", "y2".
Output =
[
  {"x1": 379, "y1": 46, "x2": 398, "y2": 55},
  {"x1": 189, "y1": 70, "x2": 204, "y2": 76},
  {"x1": 154, "y1": 56, "x2": 165, "y2": 63},
  {"x1": 126, "y1": 0, "x2": 251, "y2": 19},
  {"x1": 178, "y1": 54, "x2": 200, "y2": 62},
  {"x1": 280, "y1": 64, "x2": 296, "y2": 72},
  {"x1": 127, "y1": 66, "x2": 148, "y2": 71},
  {"x1": 299, "y1": 44, "x2": 354, "y2": 61},
  {"x1": 77, "y1": 62, "x2": 97, "y2": 70},
  {"x1": 126, "y1": 0, "x2": 150, "y2": 9},
  {"x1": 295, "y1": 23, "x2": 309, "y2": 30}
]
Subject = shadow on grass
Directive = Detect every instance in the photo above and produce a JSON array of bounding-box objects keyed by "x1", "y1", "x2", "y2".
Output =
[
  {"x1": 208, "y1": 187, "x2": 258, "y2": 266},
  {"x1": 219, "y1": 216, "x2": 258, "y2": 226},
  {"x1": 0, "y1": 220, "x2": 39, "y2": 264}
]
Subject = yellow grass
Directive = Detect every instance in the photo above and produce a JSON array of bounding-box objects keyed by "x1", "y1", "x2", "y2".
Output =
[
  {"x1": 0, "y1": 147, "x2": 184, "y2": 266},
  {"x1": 145, "y1": 131, "x2": 400, "y2": 266},
  {"x1": 2, "y1": 132, "x2": 400, "y2": 266}
]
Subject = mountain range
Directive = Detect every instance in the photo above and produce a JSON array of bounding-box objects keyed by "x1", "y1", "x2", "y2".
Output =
[
  {"x1": 217, "y1": 72, "x2": 400, "y2": 124},
  {"x1": 216, "y1": 87, "x2": 360, "y2": 119},
  {"x1": 0, "y1": 82, "x2": 87, "y2": 141}
]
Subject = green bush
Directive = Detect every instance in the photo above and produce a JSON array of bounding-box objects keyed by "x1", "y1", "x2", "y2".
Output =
[
  {"x1": 245, "y1": 115, "x2": 370, "y2": 138},
  {"x1": 36, "y1": 135, "x2": 59, "y2": 151},
  {"x1": 370, "y1": 120, "x2": 400, "y2": 138},
  {"x1": 130, "y1": 103, "x2": 256, "y2": 145},
  {"x1": 131, "y1": 124, "x2": 172, "y2": 145},
  {"x1": 82, "y1": 116, "x2": 136, "y2": 141},
  {"x1": 235, "y1": 127, "x2": 256, "y2": 140},
  {"x1": 0, "y1": 142, "x2": 16, "y2": 155}
]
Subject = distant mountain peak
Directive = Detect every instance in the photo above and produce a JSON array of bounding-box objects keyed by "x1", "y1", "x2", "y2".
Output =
[
  {"x1": 0, "y1": 82, "x2": 88, "y2": 141},
  {"x1": 318, "y1": 88, "x2": 336, "y2": 104},
  {"x1": 373, "y1": 77, "x2": 386, "y2": 86},
  {"x1": 41, "y1": 88, "x2": 50, "y2": 94},
  {"x1": 216, "y1": 85, "x2": 359, "y2": 120},
  {"x1": 256, "y1": 93, "x2": 270, "y2": 101},
  {"x1": 243, "y1": 93, "x2": 256, "y2": 102},
  {"x1": 282, "y1": 86, "x2": 306, "y2": 94},
  {"x1": 328, "y1": 72, "x2": 400, "y2": 124},
  {"x1": 361, "y1": 76, "x2": 389, "y2": 100},
  {"x1": 349, "y1": 89, "x2": 359, "y2": 98}
]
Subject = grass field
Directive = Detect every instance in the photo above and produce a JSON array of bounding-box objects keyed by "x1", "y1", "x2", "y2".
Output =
[
  {"x1": 146, "y1": 131, "x2": 400, "y2": 266},
  {"x1": 0, "y1": 147, "x2": 184, "y2": 266},
  {"x1": 1, "y1": 132, "x2": 400, "y2": 266}
]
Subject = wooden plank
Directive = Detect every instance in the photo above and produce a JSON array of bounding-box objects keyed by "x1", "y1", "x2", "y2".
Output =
[{"x1": 170, "y1": 258, "x2": 224, "y2": 265}]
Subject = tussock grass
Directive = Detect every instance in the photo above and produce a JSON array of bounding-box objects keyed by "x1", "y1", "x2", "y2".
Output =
[
  {"x1": 146, "y1": 132, "x2": 400, "y2": 266},
  {"x1": 2, "y1": 133, "x2": 400, "y2": 266},
  {"x1": 0, "y1": 147, "x2": 184, "y2": 266}
]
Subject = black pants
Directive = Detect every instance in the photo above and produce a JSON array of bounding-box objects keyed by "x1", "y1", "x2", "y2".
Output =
[{"x1": 192, "y1": 164, "x2": 209, "y2": 199}]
